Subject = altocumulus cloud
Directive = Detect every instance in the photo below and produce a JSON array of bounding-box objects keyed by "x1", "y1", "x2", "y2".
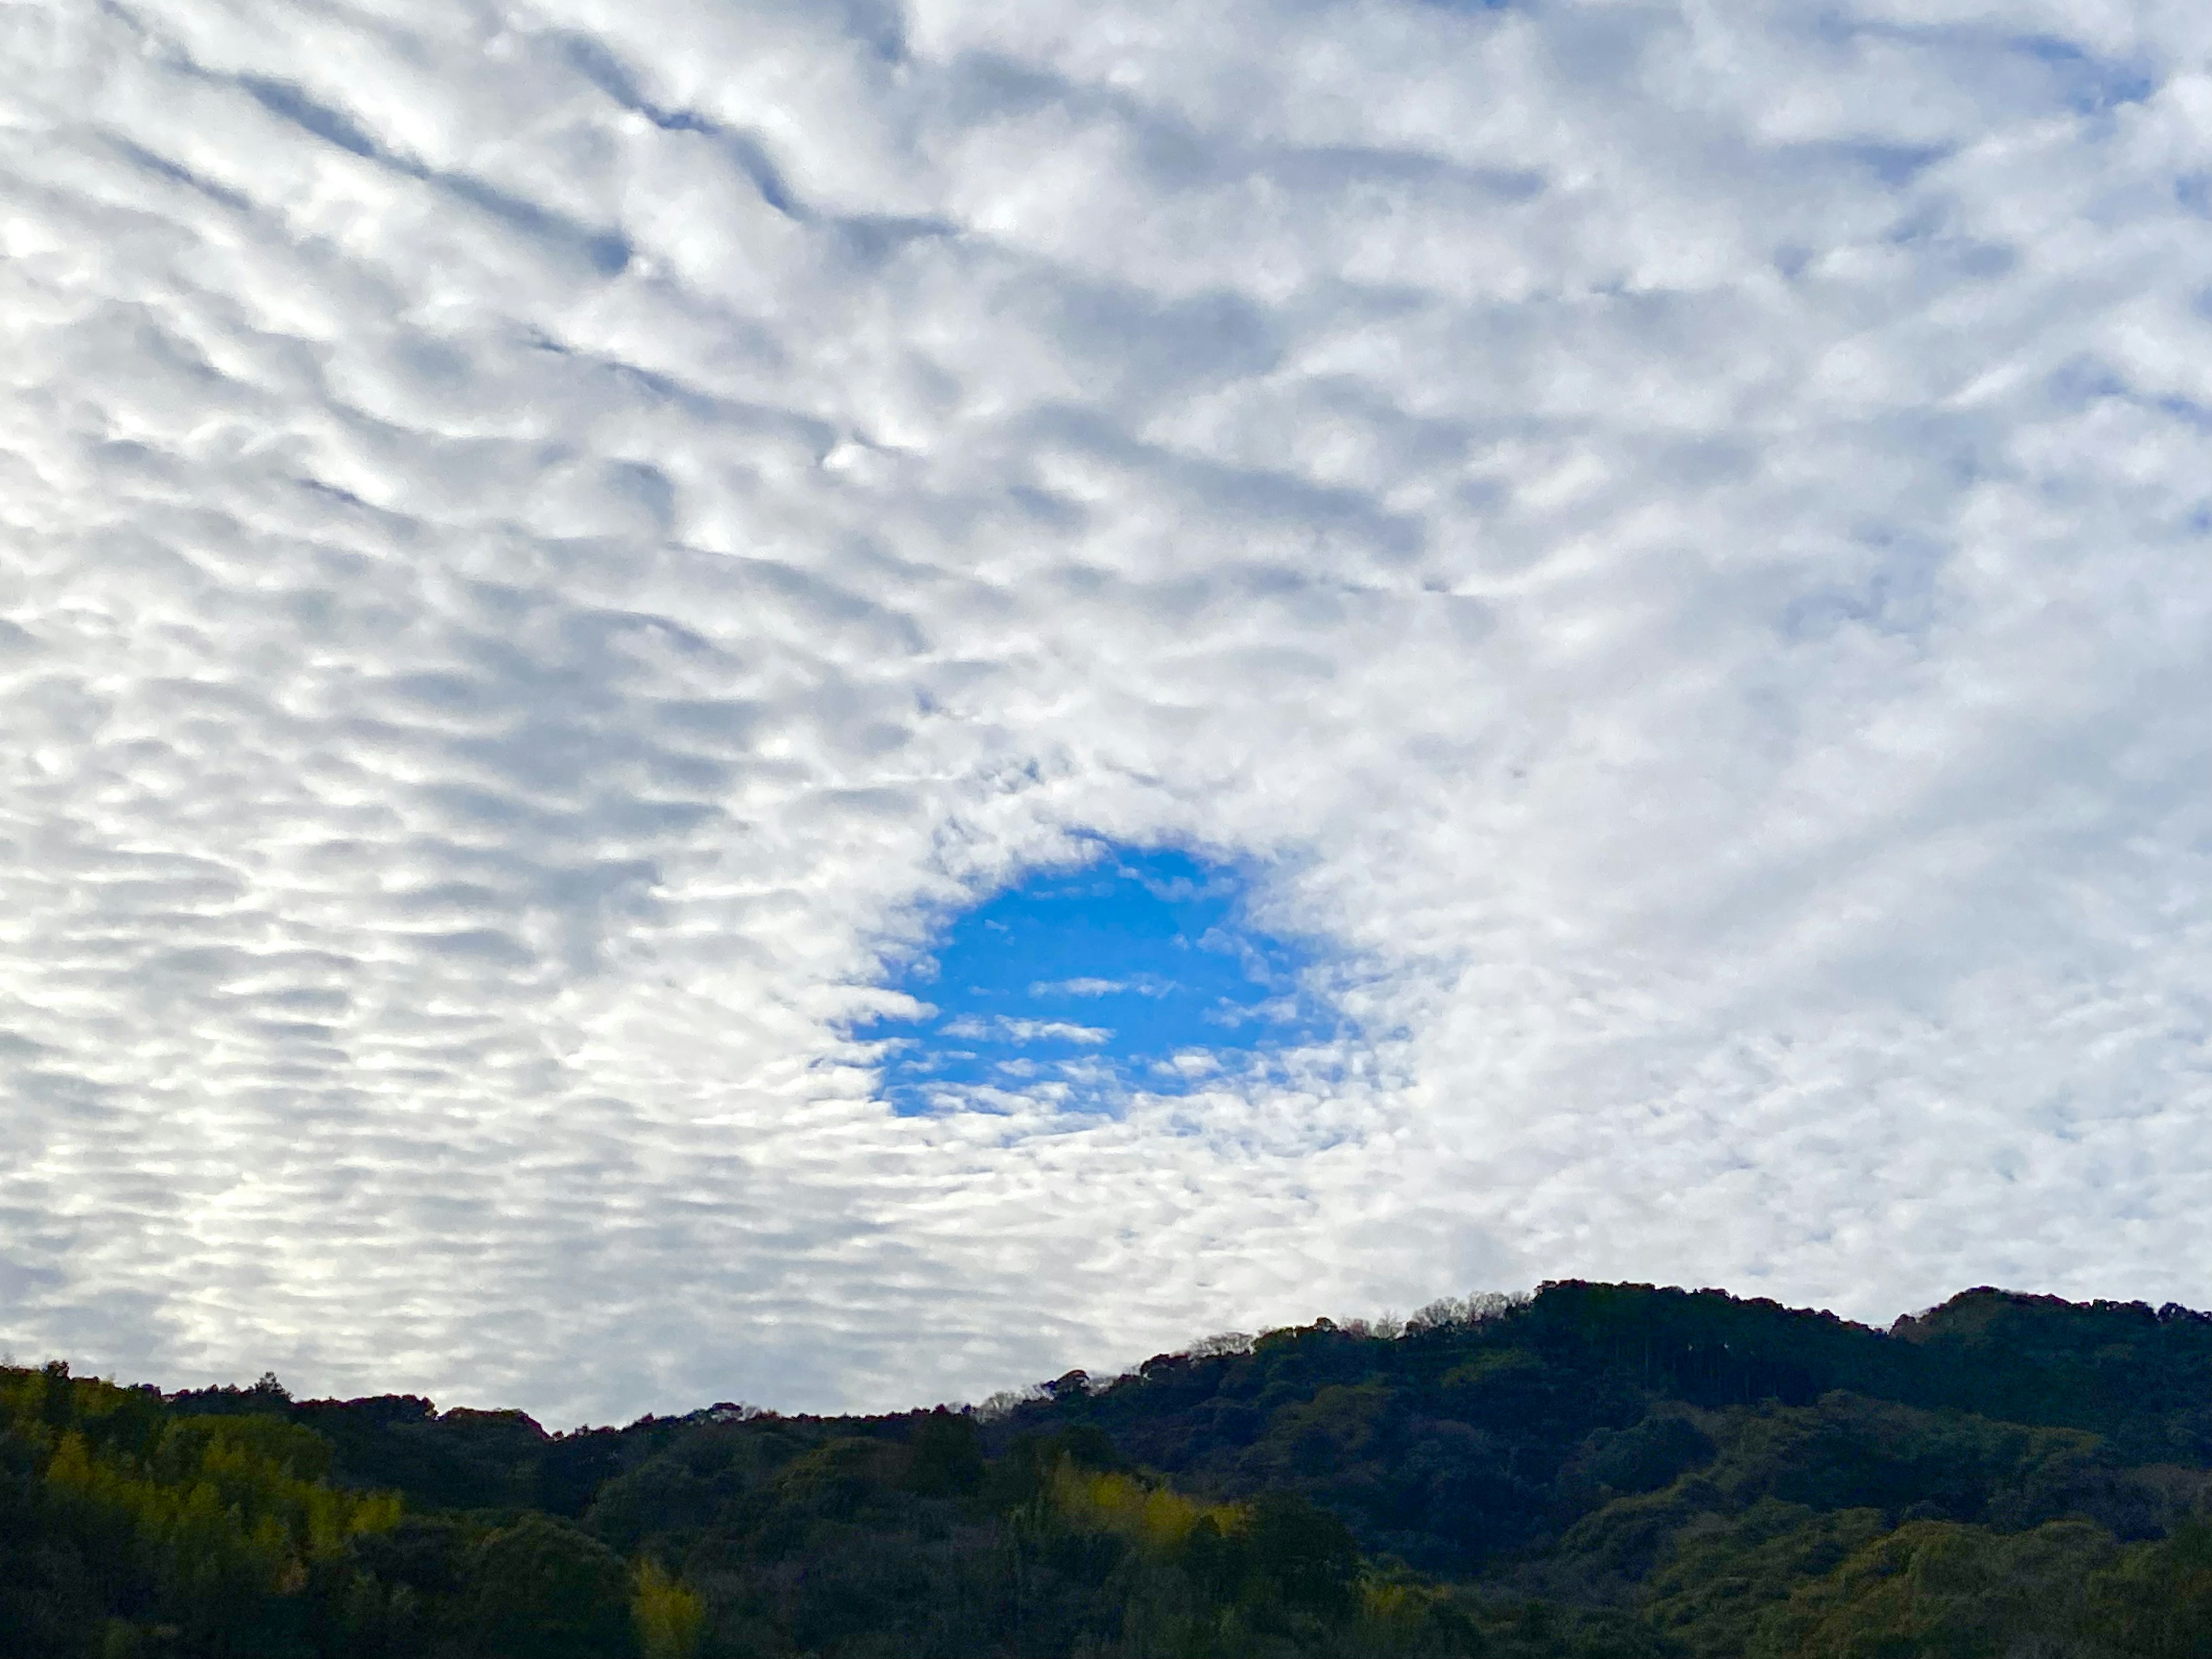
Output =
[{"x1": 3, "y1": 0, "x2": 2212, "y2": 1421}]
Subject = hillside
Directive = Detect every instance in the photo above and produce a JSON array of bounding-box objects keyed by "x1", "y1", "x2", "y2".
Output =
[{"x1": 6, "y1": 1282, "x2": 2212, "y2": 1656}]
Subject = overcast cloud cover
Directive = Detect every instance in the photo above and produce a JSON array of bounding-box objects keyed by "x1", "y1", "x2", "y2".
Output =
[{"x1": 4, "y1": 0, "x2": 2212, "y2": 1422}]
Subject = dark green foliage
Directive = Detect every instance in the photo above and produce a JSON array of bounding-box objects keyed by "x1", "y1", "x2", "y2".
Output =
[
  {"x1": 2086, "y1": 1520, "x2": 2212, "y2": 1656},
  {"x1": 1743, "y1": 1517, "x2": 2127, "y2": 1654},
  {"x1": 906, "y1": 1409, "x2": 986, "y2": 1497},
  {"x1": 285, "y1": 1396, "x2": 552, "y2": 1513},
  {"x1": 9, "y1": 1281, "x2": 2212, "y2": 1655},
  {"x1": 467, "y1": 1513, "x2": 637, "y2": 1657},
  {"x1": 0, "y1": 1431, "x2": 103, "y2": 1658},
  {"x1": 0, "y1": 1363, "x2": 407, "y2": 1658},
  {"x1": 1243, "y1": 1489, "x2": 1361, "y2": 1618},
  {"x1": 1014, "y1": 1282, "x2": 2212, "y2": 1576}
]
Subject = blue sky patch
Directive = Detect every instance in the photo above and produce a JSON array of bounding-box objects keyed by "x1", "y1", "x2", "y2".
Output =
[{"x1": 859, "y1": 844, "x2": 1336, "y2": 1113}]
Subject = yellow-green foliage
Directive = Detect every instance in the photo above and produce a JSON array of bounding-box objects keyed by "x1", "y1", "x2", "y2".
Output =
[
  {"x1": 1047, "y1": 1457, "x2": 1247, "y2": 1552},
  {"x1": 634, "y1": 1558, "x2": 708, "y2": 1659},
  {"x1": 2, "y1": 1366, "x2": 400, "y2": 1607},
  {"x1": 1440, "y1": 1347, "x2": 1541, "y2": 1391},
  {"x1": 1357, "y1": 1572, "x2": 1455, "y2": 1626},
  {"x1": 1747, "y1": 1518, "x2": 2119, "y2": 1656},
  {"x1": 1643, "y1": 1500, "x2": 1892, "y2": 1657}
]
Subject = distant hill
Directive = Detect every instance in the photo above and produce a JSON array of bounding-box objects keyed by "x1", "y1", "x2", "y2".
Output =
[{"x1": 7, "y1": 1282, "x2": 2212, "y2": 1656}]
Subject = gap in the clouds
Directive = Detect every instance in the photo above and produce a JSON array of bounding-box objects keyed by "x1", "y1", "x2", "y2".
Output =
[{"x1": 858, "y1": 843, "x2": 1338, "y2": 1116}]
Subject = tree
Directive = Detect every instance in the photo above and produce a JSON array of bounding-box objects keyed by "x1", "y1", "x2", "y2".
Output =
[{"x1": 467, "y1": 1513, "x2": 637, "y2": 1658}]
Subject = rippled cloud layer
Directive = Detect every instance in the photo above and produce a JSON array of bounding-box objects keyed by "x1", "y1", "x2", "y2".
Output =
[{"x1": 3, "y1": 0, "x2": 2211, "y2": 1419}]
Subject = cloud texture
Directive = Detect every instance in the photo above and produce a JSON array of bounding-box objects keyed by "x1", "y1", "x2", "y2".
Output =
[{"x1": 3, "y1": 0, "x2": 2212, "y2": 1419}]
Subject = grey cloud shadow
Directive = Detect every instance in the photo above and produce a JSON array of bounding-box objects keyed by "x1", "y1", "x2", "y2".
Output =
[
  {"x1": 1039, "y1": 281, "x2": 1282, "y2": 403},
  {"x1": 440, "y1": 175, "x2": 631, "y2": 278},
  {"x1": 12, "y1": 1069, "x2": 127, "y2": 1124},
  {"x1": 101, "y1": 137, "x2": 256, "y2": 213},
  {"x1": 551, "y1": 26, "x2": 956, "y2": 273},
  {"x1": 941, "y1": 49, "x2": 1552, "y2": 206},
  {"x1": 824, "y1": 214, "x2": 965, "y2": 276},
  {"x1": 343, "y1": 582, "x2": 905, "y2": 976},
  {"x1": 1010, "y1": 404, "x2": 1427, "y2": 566},
  {"x1": 518, "y1": 331, "x2": 837, "y2": 448},
  {"x1": 0, "y1": 1260, "x2": 177, "y2": 1384},
  {"x1": 0, "y1": 1248, "x2": 65, "y2": 1319},
  {"x1": 232, "y1": 74, "x2": 630, "y2": 277},
  {"x1": 1778, "y1": 530, "x2": 1948, "y2": 645},
  {"x1": 1987, "y1": 33, "x2": 2158, "y2": 115},
  {"x1": 2046, "y1": 356, "x2": 2212, "y2": 440},
  {"x1": 669, "y1": 548, "x2": 933, "y2": 660},
  {"x1": 422, "y1": 929, "x2": 536, "y2": 971},
  {"x1": 1798, "y1": 141, "x2": 1956, "y2": 191},
  {"x1": 552, "y1": 33, "x2": 803, "y2": 218},
  {"x1": 1805, "y1": 14, "x2": 2159, "y2": 118}
]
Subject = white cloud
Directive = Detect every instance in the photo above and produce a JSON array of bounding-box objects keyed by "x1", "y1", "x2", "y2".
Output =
[
  {"x1": 2, "y1": 0, "x2": 2211, "y2": 1420},
  {"x1": 1030, "y1": 977, "x2": 1126, "y2": 997},
  {"x1": 1028, "y1": 975, "x2": 1171, "y2": 997},
  {"x1": 940, "y1": 1015, "x2": 1112, "y2": 1046}
]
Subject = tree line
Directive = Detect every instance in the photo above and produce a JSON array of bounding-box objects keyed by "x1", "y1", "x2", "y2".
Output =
[{"x1": 6, "y1": 1281, "x2": 2212, "y2": 1654}]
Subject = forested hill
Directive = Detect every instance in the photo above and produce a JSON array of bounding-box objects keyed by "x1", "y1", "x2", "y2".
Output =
[{"x1": 7, "y1": 1283, "x2": 2212, "y2": 1657}]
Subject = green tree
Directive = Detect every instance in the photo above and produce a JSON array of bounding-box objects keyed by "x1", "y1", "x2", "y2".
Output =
[
  {"x1": 467, "y1": 1513, "x2": 638, "y2": 1658},
  {"x1": 631, "y1": 1558, "x2": 706, "y2": 1659}
]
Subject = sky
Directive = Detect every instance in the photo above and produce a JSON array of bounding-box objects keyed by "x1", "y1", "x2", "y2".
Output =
[
  {"x1": 862, "y1": 844, "x2": 1343, "y2": 1113},
  {"x1": 2, "y1": 0, "x2": 2211, "y2": 1424}
]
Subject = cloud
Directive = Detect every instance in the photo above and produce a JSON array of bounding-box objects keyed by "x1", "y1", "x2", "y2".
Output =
[
  {"x1": 1, "y1": 0, "x2": 2210, "y2": 1419},
  {"x1": 1029, "y1": 978, "x2": 1140, "y2": 998},
  {"x1": 940, "y1": 1016, "x2": 1112, "y2": 1046}
]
